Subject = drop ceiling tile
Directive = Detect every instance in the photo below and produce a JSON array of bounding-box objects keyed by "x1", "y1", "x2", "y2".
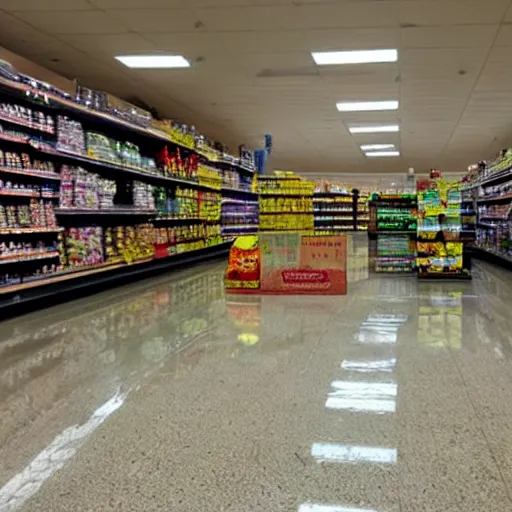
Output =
[
  {"x1": 234, "y1": 52, "x2": 316, "y2": 75},
  {"x1": 474, "y1": 47, "x2": 512, "y2": 91},
  {"x1": 108, "y1": 9, "x2": 199, "y2": 32},
  {"x1": 60, "y1": 34, "x2": 157, "y2": 59},
  {"x1": 0, "y1": 12, "x2": 62, "y2": 54},
  {"x1": 12, "y1": 10, "x2": 129, "y2": 34},
  {"x1": 194, "y1": 6, "x2": 296, "y2": 31},
  {"x1": 137, "y1": 32, "x2": 224, "y2": 56},
  {"x1": 495, "y1": 25, "x2": 512, "y2": 45},
  {"x1": 2, "y1": 0, "x2": 91, "y2": 10},
  {"x1": 402, "y1": 25, "x2": 498, "y2": 48},
  {"x1": 400, "y1": 47, "x2": 488, "y2": 79},
  {"x1": 306, "y1": 27, "x2": 400, "y2": 51},
  {"x1": 294, "y1": 2, "x2": 399, "y2": 29},
  {"x1": 91, "y1": 0, "x2": 185, "y2": 7},
  {"x1": 219, "y1": 31, "x2": 308, "y2": 54},
  {"x1": 400, "y1": 0, "x2": 509, "y2": 26}
]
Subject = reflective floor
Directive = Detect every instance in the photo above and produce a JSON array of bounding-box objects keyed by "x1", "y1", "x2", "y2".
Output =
[{"x1": 1, "y1": 237, "x2": 512, "y2": 511}]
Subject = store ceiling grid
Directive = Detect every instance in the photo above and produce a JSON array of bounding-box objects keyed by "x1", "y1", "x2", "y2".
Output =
[{"x1": 1, "y1": 0, "x2": 512, "y2": 174}]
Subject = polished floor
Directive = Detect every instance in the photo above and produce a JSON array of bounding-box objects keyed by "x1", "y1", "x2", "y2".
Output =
[{"x1": 1, "y1": 239, "x2": 512, "y2": 511}]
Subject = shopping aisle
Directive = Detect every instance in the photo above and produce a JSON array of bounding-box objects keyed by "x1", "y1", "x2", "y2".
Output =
[{"x1": 1, "y1": 239, "x2": 512, "y2": 511}]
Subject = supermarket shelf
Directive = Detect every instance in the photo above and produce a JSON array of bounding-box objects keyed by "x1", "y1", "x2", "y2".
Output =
[
  {"x1": 55, "y1": 207, "x2": 157, "y2": 216},
  {"x1": 0, "y1": 77, "x2": 254, "y2": 174},
  {"x1": 478, "y1": 221, "x2": 501, "y2": 228},
  {"x1": 0, "y1": 188, "x2": 39, "y2": 197},
  {"x1": 480, "y1": 215, "x2": 508, "y2": 221},
  {"x1": 0, "y1": 132, "x2": 30, "y2": 145},
  {"x1": 221, "y1": 212, "x2": 258, "y2": 217},
  {"x1": 37, "y1": 145, "x2": 223, "y2": 191},
  {"x1": 473, "y1": 245, "x2": 512, "y2": 265},
  {"x1": 0, "y1": 250, "x2": 59, "y2": 265},
  {"x1": 0, "y1": 166, "x2": 60, "y2": 180},
  {"x1": 0, "y1": 227, "x2": 63, "y2": 234},
  {"x1": 376, "y1": 230, "x2": 417, "y2": 235},
  {"x1": 477, "y1": 193, "x2": 512, "y2": 204},
  {"x1": 259, "y1": 192, "x2": 313, "y2": 197},
  {"x1": 221, "y1": 186, "x2": 257, "y2": 195},
  {"x1": 153, "y1": 216, "x2": 204, "y2": 223},
  {"x1": 313, "y1": 209, "x2": 353, "y2": 214},
  {"x1": 261, "y1": 211, "x2": 313, "y2": 215},
  {"x1": 477, "y1": 168, "x2": 512, "y2": 188},
  {"x1": 0, "y1": 240, "x2": 232, "y2": 318},
  {"x1": 222, "y1": 225, "x2": 258, "y2": 230},
  {"x1": 0, "y1": 110, "x2": 54, "y2": 134}
]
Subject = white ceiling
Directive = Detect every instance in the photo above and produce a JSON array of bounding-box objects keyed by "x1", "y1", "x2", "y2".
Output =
[{"x1": 1, "y1": 0, "x2": 511, "y2": 174}]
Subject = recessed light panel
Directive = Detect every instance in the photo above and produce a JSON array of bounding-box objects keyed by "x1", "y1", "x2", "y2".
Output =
[
  {"x1": 349, "y1": 125, "x2": 400, "y2": 134},
  {"x1": 337, "y1": 101, "x2": 398, "y2": 112},
  {"x1": 115, "y1": 55, "x2": 190, "y2": 69},
  {"x1": 360, "y1": 144, "x2": 395, "y2": 151},
  {"x1": 312, "y1": 49, "x2": 398, "y2": 66},
  {"x1": 365, "y1": 151, "x2": 400, "y2": 157}
]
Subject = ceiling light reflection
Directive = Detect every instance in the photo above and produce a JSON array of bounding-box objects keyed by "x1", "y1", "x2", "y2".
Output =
[
  {"x1": 0, "y1": 391, "x2": 127, "y2": 510},
  {"x1": 341, "y1": 358, "x2": 397, "y2": 372},
  {"x1": 326, "y1": 380, "x2": 397, "y2": 413},
  {"x1": 299, "y1": 504, "x2": 378, "y2": 512},
  {"x1": 311, "y1": 443, "x2": 397, "y2": 464},
  {"x1": 358, "y1": 331, "x2": 397, "y2": 344}
]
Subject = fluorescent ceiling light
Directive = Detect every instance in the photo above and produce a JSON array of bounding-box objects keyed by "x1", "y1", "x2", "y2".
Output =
[
  {"x1": 365, "y1": 151, "x2": 400, "y2": 157},
  {"x1": 360, "y1": 144, "x2": 395, "y2": 151},
  {"x1": 312, "y1": 49, "x2": 398, "y2": 66},
  {"x1": 115, "y1": 55, "x2": 190, "y2": 69},
  {"x1": 337, "y1": 100, "x2": 398, "y2": 112},
  {"x1": 349, "y1": 125, "x2": 400, "y2": 134}
]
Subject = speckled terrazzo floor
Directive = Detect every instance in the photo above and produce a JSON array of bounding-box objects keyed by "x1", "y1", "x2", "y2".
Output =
[{"x1": 1, "y1": 237, "x2": 512, "y2": 511}]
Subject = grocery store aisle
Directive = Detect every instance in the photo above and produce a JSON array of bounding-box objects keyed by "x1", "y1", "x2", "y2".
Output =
[{"x1": 2, "y1": 238, "x2": 512, "y2": 511}]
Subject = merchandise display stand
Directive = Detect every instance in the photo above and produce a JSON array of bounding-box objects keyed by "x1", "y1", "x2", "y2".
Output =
[
  {"x1": 312, "y1": 184, "x2": 368, "y2": 234},
  {"x1": 416, "y1": 177, "x2": 472, "y2": 279},
  {"x1": 256, "y1": 173, "x2": 315, "y2": 234},
  {"x1": 368, "y1": 193, "x2": 417, "y2": 273},
  {"x1": 0, "y1": 60, "x2": 260, "y2": 316},
  {"x1": 225, "y1": 233, "x2": 347, "y2": 295}
]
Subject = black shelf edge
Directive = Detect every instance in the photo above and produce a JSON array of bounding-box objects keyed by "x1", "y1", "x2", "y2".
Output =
[
  {"x1": 55, "y1": 208, "x2": 156, "y2": 216},
  {"x1": 0, "y1": 241, "x2": 232, "y2": 319},
  {"x1": 221, "y1": 187, "x2": 258, "y2": 195},
  {"x1": 477, "y1": 195, "x2": 512, "y2": 204}
]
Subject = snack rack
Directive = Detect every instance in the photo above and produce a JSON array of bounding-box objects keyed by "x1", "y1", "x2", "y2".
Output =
[
  {"x1": 256, "y1": 174, "x2": 315, "y2": 234},
  {"x1": 416, "y1": 178, "x2": 472, "y2": 279},
  {"x1": 473, "y1": 154, "x2": 512, "y2": 263},
  {"x1": 0, "y1": 60, "x2": 258, "y2": 316},
  {"x1": 368, "y1": 193, "x2": 418, "y2": 273}
]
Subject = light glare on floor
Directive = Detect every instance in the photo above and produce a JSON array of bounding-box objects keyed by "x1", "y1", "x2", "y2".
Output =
[
  {"x1": 349, "y1": 125, "x2": 400, "y2": 134},
  {"x1": 365, "y1": 151, "x2": 400, "y2": 157},
  {"x1": 115, "y1": 55, "x2": 190, "y2": 69},
  {"x1": 337, "y1": 101, "x2": 398, "y2": 112},
  {"x1": 299, "y1": 504, "x2": 378, "y2": 512},
  {"x1": 311, "y1": 443, "x2": 397, "y2": 464},
  {"x1": 311, "y1": 48, "x2": 398, "y2": 66}
]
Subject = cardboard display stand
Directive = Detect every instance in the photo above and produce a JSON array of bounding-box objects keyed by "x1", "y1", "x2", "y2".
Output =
[{"x1": 225, "y1": 234, "x2": 347, "y2": 295}]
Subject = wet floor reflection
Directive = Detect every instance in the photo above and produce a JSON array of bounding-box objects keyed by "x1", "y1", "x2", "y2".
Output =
[
  {"x1": 325, "y1": 380, "x2": 397, "y2": 414},
  {"x1": 0, "y1": 391, "x2": 126, "y2": 511}
]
